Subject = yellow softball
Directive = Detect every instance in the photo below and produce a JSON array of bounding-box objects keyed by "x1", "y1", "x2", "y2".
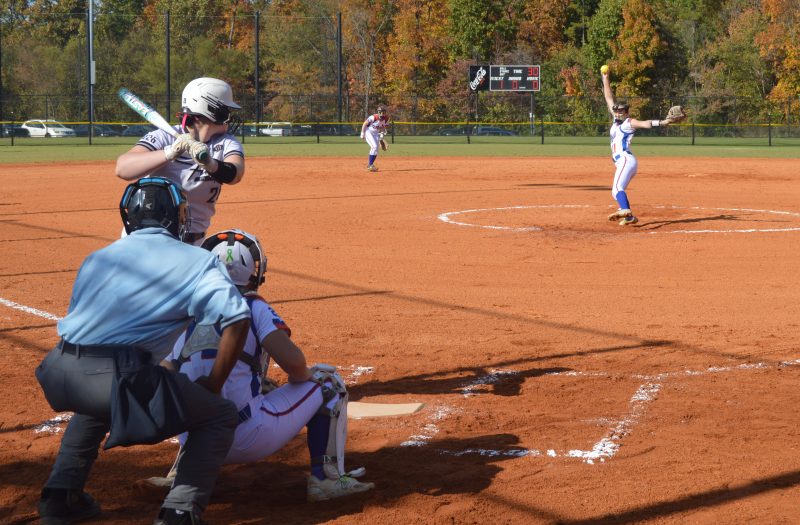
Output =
[{"x1": 600, "y1": 65, "x2": 609, "y2": 75}]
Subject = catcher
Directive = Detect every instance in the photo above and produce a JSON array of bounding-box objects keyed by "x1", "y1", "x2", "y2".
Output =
[
  {"x1": 360, "y1": 105, "x2": 390, "y2": 172},
  {"x1": 157, "y1": 229, "x2": 374, "y2": 503},
  {"x1": 601, "y1": 66, "x2": 686, "y2": 225}
]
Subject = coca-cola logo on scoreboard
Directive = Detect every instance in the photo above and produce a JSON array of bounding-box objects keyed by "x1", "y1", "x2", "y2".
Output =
[{"x1": 468, "y1": 65, "x2": 489, "y2": 92}]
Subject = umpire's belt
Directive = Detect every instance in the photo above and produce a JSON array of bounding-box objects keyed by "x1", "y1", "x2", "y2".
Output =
[
  {"x1": 183, "y1": 231, "x2": 207, "y2": 244},
  {"x1": 59, "y1": 339, "x2": 149, "y2": 361}
]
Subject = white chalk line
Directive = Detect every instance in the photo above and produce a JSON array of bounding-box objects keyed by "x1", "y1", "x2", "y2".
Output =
[
  {"x1": 423, "y1": 360, "x2": 800, "y2": 464},
  {"x1": 437, "y1": 204, "x2": 800, "y2": 234},
  {"x1": 0, "y1": 297, "x2": 62, "y2": 321},
  {"x1": 7, "y1": 297, "x2": 798, "y2": 465}
]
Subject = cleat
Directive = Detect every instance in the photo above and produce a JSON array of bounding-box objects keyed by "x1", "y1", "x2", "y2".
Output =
[
  {"x1": 153, "y1": 507, "x2": 208, "y2": 525},
  {"x1": 38, "y1": 488, "x2": 101, "y2": 525},
  {"x1": 366, "y1": 165, "x2": 378, "y2": 172},
  {"x1": 607, "y1": 208, "x2": 632, "y2": 221},
  {"x1": 619, "y1": 216, "x2": 638, "y2": 226},
  {"x1": 307, "y1": 475, "x2": 375, "y2": 502}
]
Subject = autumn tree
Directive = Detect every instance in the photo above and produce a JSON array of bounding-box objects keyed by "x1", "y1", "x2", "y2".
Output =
[
  {"x1": 382, "y1": 0, "x2": 450, "y2": 119},
  {"x1": 609, "y1": 0, "x2": 675, "y2": 110},
  {"x1": 757, "y1": 0, "x2": 800, "y2": 103},
  {"x1": 341, "y1": 0, "x2": 396, "y2": 117},
  {"x1": 696, "y1": 5, "x2": 771, "y2": 122},
  {"x1": 517, "y1": 0, "x2": 571, "y2": 61}
]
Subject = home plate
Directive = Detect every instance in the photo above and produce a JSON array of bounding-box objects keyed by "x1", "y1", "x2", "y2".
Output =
[{"x1": 348, "y1": 401, "x2": 425, "y2": 418}]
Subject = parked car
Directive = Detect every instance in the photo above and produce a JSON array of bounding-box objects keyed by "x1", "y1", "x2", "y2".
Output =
[
  {"x1": 1, "y1": 124, "x2": 29, "y2": 137},
  {"x1": 291, "y1": 124, "x2": 313, "y2": 136},
  {"x1": 238, "y1": 125, "x2": 260, "y2": 137},
  {"x1": 473, "y1": 126, "x2": 517, "y2": 136},
  {"x1": 259, "y1": 122, "x2": 293, "y2": 136},
  {"x1": 433, "y1": 127, "x2": 468, "y2": 136},
  {"x1": 121, "y1": 124, "x2": 157, "y2": 137},
  {"x1": 73, "y1": 124, "x2": 121, "y2": 137},
  {"x1": 21, "y1": 119, "x2": 77, "y2": 138}
]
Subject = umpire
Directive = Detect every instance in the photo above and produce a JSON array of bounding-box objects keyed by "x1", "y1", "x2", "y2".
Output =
[{"x1": 35, "y1": 177, "x2": 251, "y2": 525}]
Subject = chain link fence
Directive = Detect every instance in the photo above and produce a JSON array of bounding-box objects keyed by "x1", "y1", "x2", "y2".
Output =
[{"x1": 3, "y1": 91, "x2": 799, "y2": 145}]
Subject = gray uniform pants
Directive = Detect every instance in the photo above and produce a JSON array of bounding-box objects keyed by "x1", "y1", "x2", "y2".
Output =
[{"x1": 37, "y1": 343, "x2": 238, "y2": 515}]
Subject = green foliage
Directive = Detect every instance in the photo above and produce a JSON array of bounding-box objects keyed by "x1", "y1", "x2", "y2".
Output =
[
  {"x1": 585, "y1": 0, "x2": 623, "y2": 72},
  {"x1": 447, "y1": 0, "x2": 523, "y2": 61}
]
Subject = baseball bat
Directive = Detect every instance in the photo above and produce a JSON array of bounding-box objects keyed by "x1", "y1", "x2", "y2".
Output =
[{"x1": 117, "y1": 88, "x2": 208, "y2": 162}]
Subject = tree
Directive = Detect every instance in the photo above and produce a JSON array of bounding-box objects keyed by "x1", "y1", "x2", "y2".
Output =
[
  {"x1": 341, "y1": 0, "x2": 396, "y2": 116},
  {"x1": 609, "y1": 0, "x2": 671, "y2": 108},
  {"x1": 447, "y1": 0, "x2": 524, "y2": 61},
  {"x1": 517, "y1": 0, "x2": 571, "y2": 61},
  {"x1": 564, "y1": 0, "x2": 601, "y2": 47},
  {"x1": 382, "y1": 0, "x2": 450, "y2": 119},
  {"x1": 758, "y1": 0, "x2": 800, "y2": 102},
  {"x1": 585, "y1": 0, "x2": 623, "y2": 72}
]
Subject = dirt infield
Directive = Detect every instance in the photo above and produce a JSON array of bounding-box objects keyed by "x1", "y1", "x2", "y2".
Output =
[{"x1": 2, "y1": 156, "x2": 800, "y2": 524}]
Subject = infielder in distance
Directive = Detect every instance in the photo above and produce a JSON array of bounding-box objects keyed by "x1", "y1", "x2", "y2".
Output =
[
  {"x1": 35, "y1": 178, "x2": 251, "y2": 525},
  {"x1": 360, "y1": 105, "x2": 390, "y2": 172},
  {"x1": 601, "y1": 67, "x2": 685, "y2": 225},
  {"x1": 116, "y1": 77, "x2": 245, "y2": 245},
  {"x1": 160, "y1": 229, "x2": 375, "y2": 502}
]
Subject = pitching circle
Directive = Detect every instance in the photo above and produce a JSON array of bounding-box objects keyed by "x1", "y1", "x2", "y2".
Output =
[{"x1": 437, "y1": 204, "x2": 800, "y2": 234}]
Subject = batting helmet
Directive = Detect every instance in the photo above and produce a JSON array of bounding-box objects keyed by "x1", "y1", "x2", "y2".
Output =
[
  {"x1": 120, "y1": 177, "x2": 189, "y2": 240},
  {"x1": 181, "y1": 77, "x2": 241, "y2": 125},
  {"x1": 201, "y1": 229, "x2": 267, "y2": 290}
]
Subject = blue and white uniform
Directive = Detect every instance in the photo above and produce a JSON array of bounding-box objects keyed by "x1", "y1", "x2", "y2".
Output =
[
  {"x1": 609, "y1": 118, "x2": 638, "y2": 210},
  {"x1": 136, "y1": 127, "x2": 244, "y2": 239},
  {"x1": 168, "y1": 293, "x2": 328, "y2": 464},
  {"x1": 37, "y1": 227, "x2": 250, "y2": 515}
]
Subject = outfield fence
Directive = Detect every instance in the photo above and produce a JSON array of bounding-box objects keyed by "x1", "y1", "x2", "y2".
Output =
[{"x1": 2, "y1": 92, "x2": 800, "y2": 147}]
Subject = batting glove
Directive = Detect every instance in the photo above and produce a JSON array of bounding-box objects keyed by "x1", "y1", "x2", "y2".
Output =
[
  {"x1": 163, "y1": 133, "x2": 192, "y2": 161},
  {"x1": 188, "y1": 139, "x2": 211, "y2": 165}
]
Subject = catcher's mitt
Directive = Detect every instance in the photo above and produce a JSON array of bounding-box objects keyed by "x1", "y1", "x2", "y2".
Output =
[{"x1": 666, "y1": 105, "x2": 686, "y2": 122}]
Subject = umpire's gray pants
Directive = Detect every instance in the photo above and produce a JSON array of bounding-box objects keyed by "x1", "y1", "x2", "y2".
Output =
[{"x1": 39, "y1": 346, "x2": 238, "y2": 515}]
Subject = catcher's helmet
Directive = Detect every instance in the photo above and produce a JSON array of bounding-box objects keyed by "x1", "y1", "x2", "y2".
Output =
[
  {"x1": 181, "y1": 77, "x2": 241, "y2": 125},
  {"x1": 201, "y1": 229, "x2": 266, "y2": 290},
  {"x1": 120, "y1": 177, "x2": 189, "y2": 240}
]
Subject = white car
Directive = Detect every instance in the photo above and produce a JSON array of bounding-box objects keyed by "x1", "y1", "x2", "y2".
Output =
[
  {"x1": 258, "y1": 122, "x2": 293, "y2": 136},
  {"x1": 21, "y1": 119, "x2": 77, "y2": 138}
]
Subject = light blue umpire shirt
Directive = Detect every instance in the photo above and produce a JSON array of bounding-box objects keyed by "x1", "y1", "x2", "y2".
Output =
[{"x1": 58, "y1": 227, "x2": 250, "y2": 363}]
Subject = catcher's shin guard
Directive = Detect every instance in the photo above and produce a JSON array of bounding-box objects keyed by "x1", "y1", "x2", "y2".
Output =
[{"x1": 310, "y1": 366, "x2": 349, "y2": 479}]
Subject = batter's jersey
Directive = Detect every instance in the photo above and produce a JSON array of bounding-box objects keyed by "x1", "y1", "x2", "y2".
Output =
[
  {"x1": 364, "y1": 114, "x2": 389, "y2": 135},
  {"x1": 58, "y1": 228, "x2": 250, "y2": 363},
  {"x1": 168, "y1": 294, "x2": 291, "y2": 411},
  {"x1": 136, "y1": 126, "x2": 244, "y2": 234},
  {"x1": 609, "y1": 118, "x2": 635, "y2": 160}
]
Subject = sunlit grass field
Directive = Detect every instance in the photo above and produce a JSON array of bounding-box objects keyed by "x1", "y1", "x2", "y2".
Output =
[{"x1": 2, "y1": 134, "x2": 800, "y2": 164}]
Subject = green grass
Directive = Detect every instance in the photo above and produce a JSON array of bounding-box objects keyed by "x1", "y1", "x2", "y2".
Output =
[{"x1": 2, "y1": 135, "x2": 800, "y2": 164}]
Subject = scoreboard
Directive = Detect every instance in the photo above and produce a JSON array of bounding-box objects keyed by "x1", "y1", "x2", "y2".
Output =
[{"x1": 489, "y1": 65, "x2": 540, "y2": 92}]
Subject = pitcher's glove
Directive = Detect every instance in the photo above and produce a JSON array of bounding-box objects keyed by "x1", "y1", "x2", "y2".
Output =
[{"x1": 666, "y1": 105, "x2": 686, "y2": 122}]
